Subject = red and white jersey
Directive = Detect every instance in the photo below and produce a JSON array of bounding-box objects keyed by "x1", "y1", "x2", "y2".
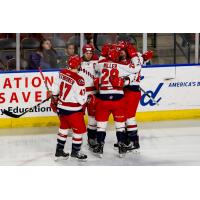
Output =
[
  {"x1": 52, "y1": 69, "x2": 87, "y2": 111},
  {"x1": 96, "y1": 58, "x2": 141, "y2": 96},
  {"x1": 79, "y1": 55, "x2": 99, "y2": 94},
  {"x1": 126, "y1": 52, "x2": 143, "y2": 87}
]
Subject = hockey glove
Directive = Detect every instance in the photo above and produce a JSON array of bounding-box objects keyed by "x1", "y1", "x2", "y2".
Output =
[
  {"x1": 50, "y1": 95, "x2": 58, "y2": 113},
  {"x1": 93, "y1": 77, "x2": 100, "y2": 91},
  {"x1": 126, "y1": 44, "x2": 137, "y2": 58},
  {"x1": 87, "y1": 94, "x2": 96, "y2": 116},
  {"x1": 109, "y1": 75, "x2": 124, "y2": 88},
  {"x1": 142, "y1": 50, "x2": 153, "y2": 61}
]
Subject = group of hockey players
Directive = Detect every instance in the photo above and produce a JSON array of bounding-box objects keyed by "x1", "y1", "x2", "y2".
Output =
[{"x1": 51, "y1": 41, "x2": 153, "y2": 161}]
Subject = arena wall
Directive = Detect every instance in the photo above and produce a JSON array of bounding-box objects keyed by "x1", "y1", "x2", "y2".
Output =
[{"x1": 0, "y1": 64, "x2": 200, "y2": 128}]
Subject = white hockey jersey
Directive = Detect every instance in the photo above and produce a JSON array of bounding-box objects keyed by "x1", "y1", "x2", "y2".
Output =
[
  {"x1": 125, "y1": 52, "x2": 143, "y2": 87},
  {"x1": 96, "y1": 58, "x2": 141, "y2": 96},
  {"x1": 52, "y1": 69, "x2": 87, "y2": 111},
  {"x1": 78, "y1": 57, "x2": 99, "y2": 94}
]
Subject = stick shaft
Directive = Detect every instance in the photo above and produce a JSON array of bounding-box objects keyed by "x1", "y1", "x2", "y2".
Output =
[{"x1": 38, "y1": 67, "x2": 50, "y2": 92}]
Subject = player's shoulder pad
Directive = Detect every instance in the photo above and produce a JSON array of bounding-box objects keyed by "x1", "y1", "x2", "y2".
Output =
[
  {"x1": 118, "y1": 60, "x2": 131, "y2": 65},
  {"x1": 60, "y1": 69, "x2": 69, "y2": 75},
  {"x1": 98, "y1": 58, "x2": 109, "y2": 63},
  {"x1": 74, "y1": 74, "x2": 85, "y2": 86}
]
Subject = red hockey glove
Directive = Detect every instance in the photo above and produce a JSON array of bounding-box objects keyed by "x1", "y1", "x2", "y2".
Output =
[
  {"x1": 109, "y1": 75, "x2": 124, "y2": 88},
  {"x1": 87, "y1": 94, "x2": 96, "y2": 116},
  {"x1": 126, "y1": 44, "x2": 137, "y2": 58},
  {"x1": 50, "y1": 96, "x2": 58, "y2": 113},
  {"x1": 93, "y1": 77, "x2": 100, "y2": 91},
  {"x1": 87, "y1": 94, "x2": 96, "y2": 106},
  {"x1": 47, "y1": 91, "x2": 52, "y2": 98},
  {"x1": 142, "y1": 50, "x2": 153, "y2": 61}
]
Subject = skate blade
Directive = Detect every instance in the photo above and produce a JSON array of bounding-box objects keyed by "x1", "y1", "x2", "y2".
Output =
[
  {"x1": 88, "y1": 146, "x2": 95, "y2": 152},
  {"x1": 93, "y1": 152, "x2": 103, "y2": 158},
  {"x1": 99, "y1": 154, "x2": 103, "y2": 158},
  {"x1": 70, "y1": 157, "x2": 88, "y2": 162},
  {"x1": 127, "y1": 149, "x2": 140, "y2": 154},
  {"x1": 114, "y1": 146, "x2": 118, "y2": 150},
  {"x1": 54, "y1": 155, "x2": 69, "y2": 162},
  {"x1": 119, "y1": 153, "x2": 126, "y2": 158}
]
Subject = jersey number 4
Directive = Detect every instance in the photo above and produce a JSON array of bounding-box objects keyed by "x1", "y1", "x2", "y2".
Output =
[
  {"x1": 101, "y1": 68, "x2": 119, "y2": 84},
  {"x1": 59, "y1": 81, "x2": 72, "y2": 100}
]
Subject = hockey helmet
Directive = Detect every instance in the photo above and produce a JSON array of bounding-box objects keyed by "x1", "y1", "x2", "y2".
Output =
[
  {"x1": 101, "y1": 43, "x2": 112, "y2": 57},
  {"x1": 68, "y1": 55, "x2": 82, "y2": 69},
  {"x1": 82, "y1": 44, "x2": 94, "y2": 54},
  {"x1": 108, "y1": 47, "x2": 120, "y2": 62}
]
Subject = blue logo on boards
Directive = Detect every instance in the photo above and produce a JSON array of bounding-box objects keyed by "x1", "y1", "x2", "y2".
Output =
[{"x1": 140, "y1": 76, "x2": 163, "y2": 106}]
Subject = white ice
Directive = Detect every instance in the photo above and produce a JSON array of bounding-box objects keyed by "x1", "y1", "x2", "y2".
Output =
[{"x1": 0, "y1": 119, "x2": 200, "y2": 166}]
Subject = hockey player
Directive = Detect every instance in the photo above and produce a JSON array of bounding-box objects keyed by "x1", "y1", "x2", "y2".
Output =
[
  {"x1": 124, "y1": 45, "x2": 153, "y2": 151},
  {"x1": 78, "y1": 44, "x2": 99, "y2": 149},
  {"x1": 113, "y1": 42, "x2": 153, "y2": 151},
  {"x1": 51, "y1": 55, "x2": 88, "y2": 161},
  {"x1": 94, "y1": 46, "x2": 141, "y2": 157}
]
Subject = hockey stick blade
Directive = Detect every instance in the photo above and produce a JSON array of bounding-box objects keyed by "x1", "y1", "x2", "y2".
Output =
[
  {"x1": 3, "y1": 96, "x2": 51, "y2": 118},
  {"x1": 2, "y1": 109, "x2": 22, "y2": 118}
]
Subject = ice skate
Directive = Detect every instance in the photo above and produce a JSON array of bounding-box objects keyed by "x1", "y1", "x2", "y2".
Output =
[
  {"x1": 71, "y1": 151, "x2": 87, "y2": 161},
  {"x1": 93, "y1": 143, "x2": 104, "y2": 158},
  {"x1": 126, "y1": 140, "x2": 140, "y2": 153},
  {"x1": 88, "y1": 138, "x2": 98, "y2": 150},
  {"x1": 54, "y1": 148, "x2": 69, "y2": 161},
  {"x1": 118, "y1": 142, "x2": 127, "y2": 158}
]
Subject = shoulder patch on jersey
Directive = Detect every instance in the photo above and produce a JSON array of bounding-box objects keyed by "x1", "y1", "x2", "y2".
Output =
[
  {"x1": 74, "y1": 74, "x2": 85, "y2": 86},
  {"x1": 77, "y1": 78, "x2": 85, "y2": 86}
]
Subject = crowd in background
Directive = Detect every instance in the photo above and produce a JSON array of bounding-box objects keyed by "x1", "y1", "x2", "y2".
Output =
[
  {"x1": 0, "y1": 33, "x2": 140, "y2": 71},
  {"x1": 0, "y1": 33, "x2": 195, "y2": 71}
]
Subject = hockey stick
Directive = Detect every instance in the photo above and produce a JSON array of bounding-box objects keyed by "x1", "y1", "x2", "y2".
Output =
[
  {"x1": 93, "y1": 33, "x2": 101, "y2": 52},
  {"x1": 38, "y1": 67, "x2": 51, "y2": 92},
  {"x1": 3, "y1": 96, "x2": 51, "y2": 118},
  {"x1": 3, "y1": 68, "x2": 53, "y2": 118},
  {"x1": 139, "y1": 86, "x2": 159, "y2": 106}
]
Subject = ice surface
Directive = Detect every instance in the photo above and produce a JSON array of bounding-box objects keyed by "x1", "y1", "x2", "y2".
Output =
[{"x1": 0, "y1": 120, "x2": 200, "y2": 166}]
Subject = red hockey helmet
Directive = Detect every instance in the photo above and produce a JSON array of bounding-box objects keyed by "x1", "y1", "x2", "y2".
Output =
[
  {"x1": 101, "y1": 43, "x2": 111, "y2": 57},
  {"x1": 108, "y1": 47, "x2": 120, "y2": 62},
  {"x1": 82, "y1": 44, "x2": 94, "y2": 54},
  {"x1": 68, "y1": 55, "x2": 82, "y2": 69},
  {"x1": 117, "y1": 40, "x2": 128, "y2": 50}
]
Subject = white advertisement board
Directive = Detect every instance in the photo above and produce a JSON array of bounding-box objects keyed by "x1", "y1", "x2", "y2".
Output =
[
  {"x1": 0, "y1": 65, "x2": 200, "y2": 119},
  {"x1": 0, "y1": 70, "x2": 59, "y2": 118},
  {"x1": 139, "y1": 65, "x2": 200, "y2": 111}
]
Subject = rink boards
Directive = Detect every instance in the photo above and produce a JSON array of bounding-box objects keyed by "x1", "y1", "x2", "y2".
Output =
[{"x1": 0, "y1": 64, "x2": 200, "y2": 128}]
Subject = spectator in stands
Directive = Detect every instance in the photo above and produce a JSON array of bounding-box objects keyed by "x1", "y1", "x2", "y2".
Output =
[
  {"x1": 28, "y1": 38, "x2": 59, "y2": 69},
  {"x1": 0, "y1": 59, "x2": 5, "y2": 71},
  {"x1": 58, "y1": 43, "x2": 76, "y2": 68},
  {"x1": 6, "y1": 56, "x2": 16, "y2": 71}
]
